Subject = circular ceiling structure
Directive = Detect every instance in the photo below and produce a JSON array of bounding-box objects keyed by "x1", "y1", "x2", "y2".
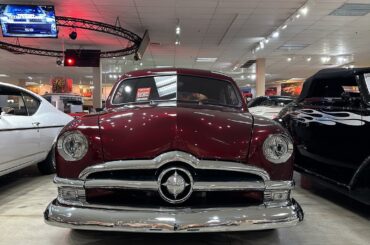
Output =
[{"x1": 0, "y1": 16, "x2": 143, "y2": 58}]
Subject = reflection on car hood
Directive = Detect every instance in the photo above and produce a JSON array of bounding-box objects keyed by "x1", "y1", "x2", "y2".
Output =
[{"x1": 99, "y1": 105, "x2": 253, "y2": 162}]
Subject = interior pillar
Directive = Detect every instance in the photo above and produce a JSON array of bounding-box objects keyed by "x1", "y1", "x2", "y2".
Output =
[
  {"x1": 92, "y1": 62, "x2": 102, "y2": 109},
  {"x1": 256, "y1": 58, "x2": 266, "y2": 97}
]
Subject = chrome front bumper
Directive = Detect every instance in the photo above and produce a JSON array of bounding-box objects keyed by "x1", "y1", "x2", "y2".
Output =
[
  {"x1": 44, "y1": 198, "x2": 303, "y2": 232},
  {"x1": 45, "y1": 151, "x2": 303, "y2": 232}
]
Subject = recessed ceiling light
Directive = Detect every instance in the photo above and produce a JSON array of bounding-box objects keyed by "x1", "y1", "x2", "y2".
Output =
[
  {"x1": 28, "y1": 76, "x2": 32, "y2": 80},
  {"x1": 176, "y1": 26, "x2": 181, "y2": 35},
  {"x1": 300, "y1": 7, "x2": 308, "y2": 15},
  {"x1": 296, "y1": 14, "x2": 301, "y2": 19},
  {"x1": 287, "y1": 57, "x2": 292, "y2": 62},
  {"x1": 282, "y1": 24, "x2": 287, "y2": 30},
  {"x1": 272, "y1": 31, "x2": 279, "y2": 38},
  {"x1": 196, "y1": 57, "x2": 218, "y2": 62},
  {"x1": 0, "y1": 74, "x2": 9, "y2": 77},
  {"x1": 321, "y1": 56, "x2": 331, "y2": 63},
  {"x1": 279, "y1": 43, "x2": 309, "y2": 50},
  {"x1": 306, "y1": 57, "x2": 312, "y2": 62},
  {"x1": 156, "y1": 65, "x2": 173, "y2": 68},
  {"x1": 264, "y1": 38, "x2": 269, "y2": 44}
]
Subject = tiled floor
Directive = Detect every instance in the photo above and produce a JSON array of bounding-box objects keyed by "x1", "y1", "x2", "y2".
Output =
[{"x1": 0, "y1": 166, "x2": 369, "y2": 245}]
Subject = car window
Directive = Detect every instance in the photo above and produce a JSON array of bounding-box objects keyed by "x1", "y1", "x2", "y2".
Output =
[
  {"x1": 260, "y1": 98, "x2": 293, "y2": 107},
  {"x1": 308, "y1": 78, "x2": 358, "y2": 98},
  {"x1": 0, "y1": 93, "x2": 27, "y2": 116},
  {"x1": 112, "y1": 75, "x2": 241, "y2": 107},
  {"x1": 22, "y1": 93, "x2": 40, "y2": 115}
]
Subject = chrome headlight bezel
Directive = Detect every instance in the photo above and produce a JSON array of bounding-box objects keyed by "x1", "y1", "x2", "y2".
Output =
[
  {"x1": 262, "y1": 134, "x2": 293, "y2": 164},
  {"x1": 57, "y1": 130, "x2": 88, "y2": 161}
]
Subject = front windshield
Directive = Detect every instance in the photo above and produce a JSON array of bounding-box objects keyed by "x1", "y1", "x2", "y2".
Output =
[
  {"x1": 260, "y1": 98, "x2": 293, "y2": 107},
  {"x1": 112, "y1": 75, "x2": 241, "y2": 107}
]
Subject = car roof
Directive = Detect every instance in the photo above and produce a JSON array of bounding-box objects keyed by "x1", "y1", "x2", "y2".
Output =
[
  {"x1": 120, "y1": 68, "x2": 233, "y2": 82},
  {"x1": 298, "y1": 67, "x2": 370, "y2": 101},
  {"x1": 0, "y1": 82, "x2": 43, "y2": 100}
]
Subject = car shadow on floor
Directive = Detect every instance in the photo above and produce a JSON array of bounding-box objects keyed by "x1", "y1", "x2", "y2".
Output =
[
  {"x1": 67, "y1": 229, "x2": 279, "y2": 245},
  {"x1": 299, "y1": 177, "x2": 370, "y2": 220}
]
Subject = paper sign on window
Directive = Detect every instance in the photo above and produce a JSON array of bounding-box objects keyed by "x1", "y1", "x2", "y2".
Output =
[{"x1": 136, "y1": 87, "x2": 151, "y2": 101}]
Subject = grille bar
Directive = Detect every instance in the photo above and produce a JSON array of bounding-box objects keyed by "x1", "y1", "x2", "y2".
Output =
[{"x1": 84, "y1": 179, "x2": 266, "y2": 191}]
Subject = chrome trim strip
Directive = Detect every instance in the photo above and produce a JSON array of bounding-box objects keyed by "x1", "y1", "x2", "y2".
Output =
[
  {"x1": 193, "y1": 181, "x2": 265, "y2": 191},
  {"x1": 54, "y1": 177, "x2": 84, "y2": 187},
  {"x1": 55, "y1": 176, "x2": 294, "y2": 193},
  {"x1": 78, "y1": 151, "x2": 270, "y2": 181},
  {"x1": 44, "y1": 198, "x2": 303, "y2": 232},
  {"x1": 84, "y1": 179, "x2": 158, "y2": 190}
]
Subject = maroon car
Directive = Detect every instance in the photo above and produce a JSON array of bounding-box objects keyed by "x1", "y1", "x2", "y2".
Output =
[{"x1": 44, "y1": 68, "x2": 303, "y2": 232}]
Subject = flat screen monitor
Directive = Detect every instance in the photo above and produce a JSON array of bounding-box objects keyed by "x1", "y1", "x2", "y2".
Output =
[{"x1": 0, "y1": 4, "x2": 57, "y2": 38}]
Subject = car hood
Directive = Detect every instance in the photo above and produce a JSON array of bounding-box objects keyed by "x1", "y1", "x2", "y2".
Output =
[{"x1": 99, "y1": 105, "x2": 253, "y2": 162}]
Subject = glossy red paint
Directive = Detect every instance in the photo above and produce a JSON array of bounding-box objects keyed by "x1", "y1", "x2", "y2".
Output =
[
  {"x1": 100, "y1": 104, "x2": 252, "y2": 162},
  {"x1": 56, "y1": 115, "x2": 104, "y2": 178},
  {"x1": 247, "y1": 116, "x2": 294, "y2": 180},
  {"x1": 56, "y1": 68, "x2": 293, "y2": 181}
]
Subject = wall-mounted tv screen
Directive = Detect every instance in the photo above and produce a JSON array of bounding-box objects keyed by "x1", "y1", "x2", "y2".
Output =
[{"x1": 0, "y1": 4, "x2": 57, "y2": 38}]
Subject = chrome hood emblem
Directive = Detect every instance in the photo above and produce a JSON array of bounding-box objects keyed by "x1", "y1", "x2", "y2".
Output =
[{"x1": 158, "y1": 167, "x2": 193, "y2": 204}]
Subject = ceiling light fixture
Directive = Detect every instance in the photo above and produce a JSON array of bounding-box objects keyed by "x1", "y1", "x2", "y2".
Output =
[
  {"x1": 176, "y1": 26, "x2": 181, "y2": 35},
  {"x1": 250, "y1": 0, "x2": 314, "y2": 55},
  {"x1": 0, "y1": 74, "x2": 9, "y2": 77},
  {"x1": 69, "y1": 30, "x2": 77, "y2": 40},
  {"x1": 306, "y1": 57, "x2": 312, "y2": 62},
  {"x1": 287, "y1": 57, "x2": 292, "y2": 62},
  {"x1": 300, "y1": 7, "x2": 309, "y2": 15},
  {"x1": 196, "y1": 57, "x2": 218, "y2": 62},
  {"x1": 272, "y1": 31, "x2": 280, "y2": 38},
  {"x1": 321, "y1": 56, "x2": 331, "y2": 63}
]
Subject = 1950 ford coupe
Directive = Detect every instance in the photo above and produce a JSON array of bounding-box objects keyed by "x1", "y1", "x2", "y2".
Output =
[{"x1": 44, "y1": 68, "x2": 303, "y2": 232}]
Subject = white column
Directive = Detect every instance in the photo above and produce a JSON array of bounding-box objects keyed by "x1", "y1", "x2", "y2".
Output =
[
  {"x1": 256, "y1": 58, "x2": 266, "y2": 97},
  {"x1": 92, "y1": 62, "x2": 102, "y2": 109}
]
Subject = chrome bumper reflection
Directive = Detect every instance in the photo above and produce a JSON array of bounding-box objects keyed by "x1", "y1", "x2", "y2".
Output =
[{"x1": 44, "y1": 198, "x2": 303, "y2": 232}]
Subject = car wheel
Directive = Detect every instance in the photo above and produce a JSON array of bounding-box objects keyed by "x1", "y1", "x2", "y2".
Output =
[{"x1": 37, "y1": 147, "x2": 56, "y2": 175}]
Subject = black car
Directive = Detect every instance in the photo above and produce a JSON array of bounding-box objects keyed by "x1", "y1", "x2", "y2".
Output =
[{"x1": 277, "y1": 68, "x2": 370, "y2": 204}]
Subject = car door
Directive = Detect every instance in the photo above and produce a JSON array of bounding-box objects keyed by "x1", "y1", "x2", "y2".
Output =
[
  {"x1": 289, "y1": 77, "x2": 366, "y2": 186},
  {"x1": 0, "y1": 85, "x2": 40, "y2": 174}
]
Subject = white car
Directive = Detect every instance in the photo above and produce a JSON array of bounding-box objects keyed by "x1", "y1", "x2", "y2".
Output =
[
  {"x1": 248, "y1": 96, "x2": 294, "y2": 119},
  {"x1": 0, "y1": 82, "x2": 73, "y2": 176}
]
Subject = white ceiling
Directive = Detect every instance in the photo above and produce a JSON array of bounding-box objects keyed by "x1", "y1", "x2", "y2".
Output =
[{"x1": 1, "y1": 0, "x2": 370, "y2": 87}]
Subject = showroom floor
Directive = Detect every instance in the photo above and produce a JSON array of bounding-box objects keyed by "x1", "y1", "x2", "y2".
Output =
[{"x1": 0, "y1": 166, "x2": 369, "y2": 245}]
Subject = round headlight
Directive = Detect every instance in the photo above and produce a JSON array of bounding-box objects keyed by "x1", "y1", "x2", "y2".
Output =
[
  {"x1": 262, "y1": 134, "x2": 293, "y2": 164},
  {"x1": 57, "y1": 131, "x2": 88, "y2": 161}
]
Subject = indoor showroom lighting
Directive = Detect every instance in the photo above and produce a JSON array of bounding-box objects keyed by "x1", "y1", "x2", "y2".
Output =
[
  {"x1": 264, "y1": 38, "x2": 270, "y2": 44},
  {"x1": 175, "y1": 26, "x2": 181, "y2": 35},
  {"x1": 287, "y1": 57, "x2": 292, "y2": 62},
  {"x1": 321, "y1": 56, "x2": 331, "y2": 63},
  {"x1": 306, "y1": 57, "x2": 312, "y2": 62},
  {"x1": 300, "y1": 6, "x2": 309, "y2": 15},
  {"x1": 272, "y1": 31, "x2": 280, "y2": 38},
  {"x1": 282, "y1": 24, "x2": 288, "y2": 30},
  {"x1": 0, "y1": 74, "x2": 9, "y2": 77},
  {"x1": 196, "y1": 57, "x2": 218, "y2": 62},
  {"x1": 69, "y1": 30, "x2": 77, "y2": 40}
]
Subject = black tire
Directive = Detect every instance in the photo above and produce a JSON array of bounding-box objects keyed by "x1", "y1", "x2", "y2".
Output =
[{"x1": 37, "y1": 147, "x2": 56, "y2": 175}]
